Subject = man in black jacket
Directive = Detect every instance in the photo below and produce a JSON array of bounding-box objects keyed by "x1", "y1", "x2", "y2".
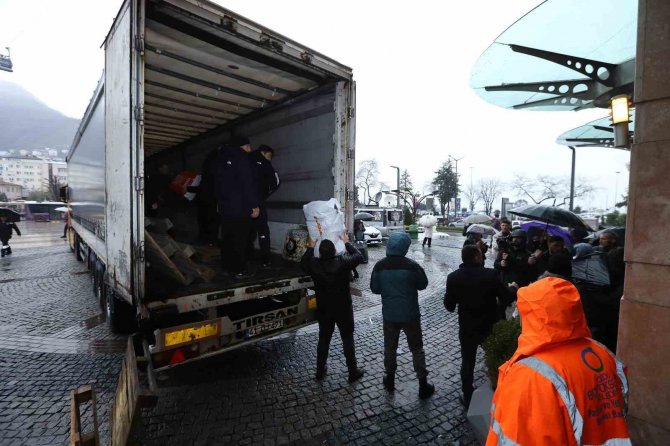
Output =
[
  {"x1": 248, "y1": 144, "x2": 280, "y2": 267},
  {"x1": 444, "y1": 245, "x2": 516, "y2": 407},
  {"x1": 213, "y1": 136, "x2": 259, "y2": 279},
  {"x1": 301, "y1": 233, "x2": 365, "y2": 383},
  {"x1": 0, "y1": 216, "x2": 21, "y2": 257}
]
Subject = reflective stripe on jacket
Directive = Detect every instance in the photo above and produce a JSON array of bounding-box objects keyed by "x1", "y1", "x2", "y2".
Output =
[{"x1": 486, "y1": 277, "x2": 631, "y2": 446}]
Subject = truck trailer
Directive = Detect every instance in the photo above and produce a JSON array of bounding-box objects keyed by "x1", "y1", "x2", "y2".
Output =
[{"x1": 67, "y1": 0, "x2": 356, "y2": 370}]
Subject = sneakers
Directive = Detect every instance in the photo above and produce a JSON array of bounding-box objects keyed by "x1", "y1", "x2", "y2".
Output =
[
  {"x1": 348, "y1": 368, "x2": 365, "y2": 383},
  {"x1": 418, "y1": 377, "x2": 435, "y2": 399},
  {"x1": 383, "y1": 374, "x2": 395, "y2": 392}
]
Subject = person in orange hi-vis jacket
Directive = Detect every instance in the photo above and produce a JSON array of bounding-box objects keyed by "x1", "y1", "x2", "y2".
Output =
[{"x1": 486, "y1": 274, "x2": 631, "y2": 446}]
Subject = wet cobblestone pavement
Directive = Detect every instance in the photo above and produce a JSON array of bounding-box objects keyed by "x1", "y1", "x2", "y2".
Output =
[
  {"x1": 0, "y1": 223, "x2": 125, "y2": 445},
  {"x1": 139, "y1": 232, "x2": 487, "y2": 445},
  {"x1": 0, "y1": 225, "x2": 488, "y2": 445}
]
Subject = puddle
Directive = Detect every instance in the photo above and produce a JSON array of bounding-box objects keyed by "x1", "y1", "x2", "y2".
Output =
[
  {"x1": 89, "y1": 339, "x2": 127, "y2": 353},
  {"x1": 80, "y1": 313, "x2": 106, "y2": 329}
]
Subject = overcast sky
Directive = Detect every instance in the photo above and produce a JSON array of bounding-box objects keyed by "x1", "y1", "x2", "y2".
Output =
[{"x1": 0, "y1": 0, "x2": 631, "y2": 211}]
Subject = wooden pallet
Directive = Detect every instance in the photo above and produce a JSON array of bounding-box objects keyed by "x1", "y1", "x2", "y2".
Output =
[
  {"x1": 110, "y1": 337, "x2": 157, "y2": 446},
  {"x1": 70, "y1": 385, "x2": 99, "y2": 446}
]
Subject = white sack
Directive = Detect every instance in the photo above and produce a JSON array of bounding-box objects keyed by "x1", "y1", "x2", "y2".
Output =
[{"x1": 303, "y1": 198, "x2": 346, "y2": 258}]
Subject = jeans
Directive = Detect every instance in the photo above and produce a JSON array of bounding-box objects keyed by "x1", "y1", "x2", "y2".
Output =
[
  {"x1": 460, "y1": 330, "x2": 489, "y2": 403},
  {"x1": 383, "y1": 319, "x2": 428, "y2": 379},
  {"x1": 317, "y1": 307, "x2": 357, "y2": 372}
]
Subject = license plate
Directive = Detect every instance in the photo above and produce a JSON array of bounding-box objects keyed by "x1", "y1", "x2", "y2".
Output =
[
  {"x1": 164, "y1": 322, "x2": 220, "y2": 348},
  {"x1": 246, "y1": 320, "x2": 284, "y2": 337}
]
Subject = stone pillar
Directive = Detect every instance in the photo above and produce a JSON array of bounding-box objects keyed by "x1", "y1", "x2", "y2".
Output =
[{"x1": 618, "y1": 0, "x2": 670, "y2": 443}]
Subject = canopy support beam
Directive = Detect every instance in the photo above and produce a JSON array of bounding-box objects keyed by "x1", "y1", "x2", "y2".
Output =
[{"x1": 508, "y1": 44, "x2": 618, "y2": 87}]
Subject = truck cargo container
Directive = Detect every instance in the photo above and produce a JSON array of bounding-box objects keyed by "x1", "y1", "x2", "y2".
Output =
[{"x1": 67, "y1": 0, "x2": 356, "y2": 370}]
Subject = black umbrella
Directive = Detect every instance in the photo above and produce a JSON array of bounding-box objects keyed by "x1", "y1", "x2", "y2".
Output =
[
  {"x1": 0, "y1": 208, "x2": 21, "y2": 222},
  {"x1": 508, "y1": 204, "x2": 593, "y2": 231}
]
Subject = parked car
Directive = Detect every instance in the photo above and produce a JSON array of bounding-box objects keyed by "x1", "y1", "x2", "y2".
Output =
[
  {"x1": 448, "y1": 219, "x2": 466, "y2": 228},
  {"x1": 511, "y1": 220, "x2": 522, "y2": 228},
  {"x1": 363, "y1": 222, "x2": 383, "y2": 245}
]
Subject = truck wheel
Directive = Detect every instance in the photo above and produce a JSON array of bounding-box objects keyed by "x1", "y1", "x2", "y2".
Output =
[
  {"x1": 105, "y1": 288, "x2": 137, "y2": 334},
  {"x1": 75, "y1": 236, "x2": 83, "y2": 262},
  {"x1": 94, "y1": 263, "x2": 106, "y2": 308},
  {"x1": 67, "y1": 228, "x2": 75, "y2": 253}
]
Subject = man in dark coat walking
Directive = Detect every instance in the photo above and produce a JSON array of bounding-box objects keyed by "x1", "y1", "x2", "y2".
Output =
[
  {"x1": 444, "y1": 244, "x2": 516, "y2": 407},
  {"x1": 370, "y1": 232, "x2": 434, "y2": 399},
  {"x1": 301, "y1": 233, "x2": 365, "y2": 383},
  {"x1": 213, "y1": 135, "x2": 259, "y2": 278},
  {"x1": 0, "y1": 216, "x2": 21, "y2": 257},
  {"x1": 248, "y1": 144, "x2": 280, "y2": 267}
]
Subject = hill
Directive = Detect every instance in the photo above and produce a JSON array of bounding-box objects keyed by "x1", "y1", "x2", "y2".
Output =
[{"x1": 0, "y1": 81, "x2": 78, "y2": 151}]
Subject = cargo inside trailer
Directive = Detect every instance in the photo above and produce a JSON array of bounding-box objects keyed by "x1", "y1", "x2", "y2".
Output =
[{"x1": 139, "y1": 0, "x2": 353, "y2": 299}]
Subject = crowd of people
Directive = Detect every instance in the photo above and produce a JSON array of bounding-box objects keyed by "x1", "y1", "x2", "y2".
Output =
[
  {"x1": 299, "y1": 218, "x2": 631, "y2": 444},
  {"x1": 490, "y1": 216, "x2": 625, "y2": 351}
]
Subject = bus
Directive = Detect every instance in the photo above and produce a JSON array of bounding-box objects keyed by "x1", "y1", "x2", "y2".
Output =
[
  {"x1": 355, "y1": 207, "x2": 404, "y2": 237},
  {"x1": 2, "y1": 201, "x2": 66, "y2": 221}
]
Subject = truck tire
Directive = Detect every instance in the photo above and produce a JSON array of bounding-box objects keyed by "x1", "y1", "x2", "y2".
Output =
[
  {"x1": 94, "y1": 262, "x2": 106, "y2": 308},
  {"x1": 104, "y1": 287, "x2": 137, "y2": 334},
  {"x1": 67, "y1": 228, "x2": 75, "y2": 253},
  {"x1": 75, "y1": 236, "x2": 83, "y2": 262}
]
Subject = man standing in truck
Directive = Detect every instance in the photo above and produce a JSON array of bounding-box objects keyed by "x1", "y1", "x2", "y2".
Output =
[
  {"x1": 248, "y1": 144, "x2": 280, "y2": 267},
  {"x1": 214, "y1": 135, "x2": 260, "y2": 279}
]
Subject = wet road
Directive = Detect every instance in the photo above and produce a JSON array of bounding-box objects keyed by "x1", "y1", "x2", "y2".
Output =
[
  {"x1": 138, "y1": 232, "x2": 486, "y2": 446},
  {"x1": 0, "y1": 222, "x2": 125, "y2": 445},
  {"x1": 0, "y1": 225, "x2": 486, "y2": 445}
]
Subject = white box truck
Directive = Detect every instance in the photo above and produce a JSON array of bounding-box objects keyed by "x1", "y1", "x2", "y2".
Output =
[{"x1": 66, "y1": 0, "x2": 355, "y2": 370}]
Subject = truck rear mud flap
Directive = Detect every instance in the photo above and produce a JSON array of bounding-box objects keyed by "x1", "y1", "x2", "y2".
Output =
[{"x1": 148, "y1": 295, "x2": 317, "y2": 371}]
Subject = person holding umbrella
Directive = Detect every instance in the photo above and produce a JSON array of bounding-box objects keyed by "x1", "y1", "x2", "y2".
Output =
[
  {"x1": 0, "y1": 215, "x2": 21, "y2": 257},
  {"x1": 464, "y1": 223, "x2": 495, "y2": 259}
]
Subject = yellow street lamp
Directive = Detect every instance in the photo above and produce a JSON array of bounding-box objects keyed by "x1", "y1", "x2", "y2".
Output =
[{"x1": 609, "y1": 95, "x2": 632, "y2": 148}]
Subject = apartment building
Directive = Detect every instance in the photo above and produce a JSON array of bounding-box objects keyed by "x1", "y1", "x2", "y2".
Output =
[
  {"x1": 0, "y1": 180, "x2": 23, "y2": 200},
  {"x1": 0, "y1": 156, "x2": 67, "y2": 193}
]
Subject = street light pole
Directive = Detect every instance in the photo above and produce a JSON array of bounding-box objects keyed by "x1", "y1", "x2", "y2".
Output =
[
  {"x1": 568, "y1": 146, "x2": 576, "y2": 212},
  {"x1": 614, "y1": 171, "x2": 621, "y2": 210},
  {"x1": 448, "y1": 155, "x2": 463, "y2": 219},
  {"x1": 390, "y1": 165, "x2": 400, "y2": 209}
]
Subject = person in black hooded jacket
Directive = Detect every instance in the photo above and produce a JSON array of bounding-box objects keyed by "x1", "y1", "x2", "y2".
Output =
[
  {"x1": 0, "y1": 216, "x2": 21, "y2": 257},
  {"x1": 248, "y1": 145, "x2": 280, "y2": 267},
  {"x1": 213, "y1": 135, "x2": 259, "y2": 278},
  {"x1": 301, "y1": 233, "x2": 364, "y2": 383}
]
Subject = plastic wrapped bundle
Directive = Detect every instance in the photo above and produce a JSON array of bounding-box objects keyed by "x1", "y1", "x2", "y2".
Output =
[
  {"x1": 283, "y1": 228, "x2": 310, "y2": 262},
  {"x1": 303, "y1": 198, "x2": 346, "y2": 257}
]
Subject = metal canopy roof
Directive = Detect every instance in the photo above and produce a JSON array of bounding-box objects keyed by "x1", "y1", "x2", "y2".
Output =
[
  {"x1": 141, "y1": 0, "x2": 351, "y2": 156},
  {"x1": 556, "y1": 110, "x2": 635, "y2": 149},
  {"x1": 470, "y1": 0, "x2": 637, "y2": 111}
]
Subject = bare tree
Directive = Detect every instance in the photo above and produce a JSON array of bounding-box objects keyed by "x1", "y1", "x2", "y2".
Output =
[
  {"x1": 477, "y1": 178, "x2": 503, "y2": 215},
  {"x1": 43, "y1": 176, "x2": 65, "y2": 202},
  {"x1": 355, "y1": 159, "x2": 380, "y2": 205},
  {"x1": 512, "y1": 173, "x2": 595, "y2": 207},
  {"x1": 463, "y1": 182, "x2": 478, "y2": 212}
]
